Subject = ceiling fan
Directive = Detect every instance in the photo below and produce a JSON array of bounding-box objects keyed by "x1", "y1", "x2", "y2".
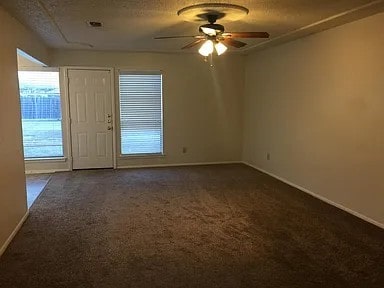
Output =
[{"x1": 155, "y1": 14, "x2": 269, "y2": 56}]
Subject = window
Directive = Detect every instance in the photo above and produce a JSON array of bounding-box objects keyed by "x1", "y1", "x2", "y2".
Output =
[
  {"x1": 18, "y1": 70, "x2": 64, "y2": 159},
  {"x1": 118, "y1": 72, "x2": 163, "y2": 155}
]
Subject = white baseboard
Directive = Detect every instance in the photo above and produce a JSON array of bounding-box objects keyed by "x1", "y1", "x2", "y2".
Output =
[
  {"x1": 25, "y1": 168, "x2": 70, "y2": 174},
  {"x1": 118, "y1": 161, "x2": 241, "y2": 170},
  {"x1": 243, "y1": 162, "x2": 384, "y2": 230},
  {"x1": 0, "y1": 210, "x2": 29, "y2": 257}
]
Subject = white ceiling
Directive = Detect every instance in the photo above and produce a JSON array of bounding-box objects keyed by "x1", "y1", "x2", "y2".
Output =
[{"x1": 2, "y1": 0, "x2": 384, "y2": 53}]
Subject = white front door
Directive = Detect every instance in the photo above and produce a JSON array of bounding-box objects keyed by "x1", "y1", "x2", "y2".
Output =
[{"x1": 68, "y1": 69, "x2": 113, "y2": 169}]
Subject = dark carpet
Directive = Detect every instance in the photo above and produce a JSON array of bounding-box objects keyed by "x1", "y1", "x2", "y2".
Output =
[{"x1": 0, "y1": 164, "x2": 383, "y2": 288}]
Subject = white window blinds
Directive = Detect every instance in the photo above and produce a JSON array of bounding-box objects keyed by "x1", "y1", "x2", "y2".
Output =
[{"x1": 119, "y1": 72, "x2": 163, "y2": 155}]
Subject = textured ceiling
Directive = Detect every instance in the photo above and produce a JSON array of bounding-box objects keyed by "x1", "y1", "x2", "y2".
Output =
[{"x1": 1, "y1": 0, "x2": 384, "y2": 53}]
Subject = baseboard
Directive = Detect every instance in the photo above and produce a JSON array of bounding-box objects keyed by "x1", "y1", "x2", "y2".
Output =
[
  {"x1": 25, "y1": 168, "x2": 70, "y2": 174},
  {"x1": 0, "y1": 210, "x2": 29, "y2": 258},
  {"x1": 118, "y1": 161, "x2": 242, "y2": 169},
  {"x1": 28, "y1": 162, "x2": 242, "y2": 172},
  {"x1": 243, "y1": 162, "x2": 384, "y2": 230}
]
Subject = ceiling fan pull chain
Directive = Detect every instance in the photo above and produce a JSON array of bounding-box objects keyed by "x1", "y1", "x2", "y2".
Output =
[{"x1": 210, "y1": 53, "x2": 214, "y2": 68}]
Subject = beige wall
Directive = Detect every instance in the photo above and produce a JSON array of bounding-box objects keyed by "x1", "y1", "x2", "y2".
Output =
[
  {"x1": 0, "y1": 6, "x2": 50, "y2": 252},
  {"x1": 51, "y1": 50, "x2": 245, "y2": 167},
  {"x1": 243, "y1": 12, "x2": 384, "y2": 226}
]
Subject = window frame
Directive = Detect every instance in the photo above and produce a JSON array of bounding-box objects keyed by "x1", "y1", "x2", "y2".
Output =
[
  {"x1": 116, "y1": 69, "x2": 165, "y2": 158},
  {"x1": 18, "y1": 67, "x2": 67, "y2": 161}
]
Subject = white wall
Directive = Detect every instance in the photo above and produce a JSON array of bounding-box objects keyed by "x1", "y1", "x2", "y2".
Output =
[
  {"x1": 17, "y1": 49, "x2": 49, "y2": 68},
  {"x1": 0, "y1": 6, "x2": 50, "y2": 253},
  {"x1": 243, "y1": 12, "x2": 384, "y2": 226},
  {"x1": 51, "y1": 50, "x2": 245, "y2": 168}
]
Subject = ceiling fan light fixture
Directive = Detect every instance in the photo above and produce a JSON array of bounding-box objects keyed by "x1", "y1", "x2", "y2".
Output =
[
  {"x1": 215, "y1": 42, "x2": 227, "y2": 55},
  {"x1": 199, "y1": 40, "x2": 214, "y2": 56}
]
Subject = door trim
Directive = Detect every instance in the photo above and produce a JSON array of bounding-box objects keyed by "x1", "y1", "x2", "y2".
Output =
[{"x1": 63, "y1": 67, "x2": 117, "y2": 170}]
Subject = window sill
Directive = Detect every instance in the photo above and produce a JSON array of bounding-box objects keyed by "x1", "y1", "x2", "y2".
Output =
[
  {"x1": 25, "y1": 157, "x2": 67, "y2": 163},
  {"x1": 118, "y1": 153, "x2": 166, "y2": 159}
]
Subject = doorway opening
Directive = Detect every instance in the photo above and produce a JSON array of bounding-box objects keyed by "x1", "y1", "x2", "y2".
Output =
[{"x1": 17, "y1": 49, "x2": 57, "y2": 207}]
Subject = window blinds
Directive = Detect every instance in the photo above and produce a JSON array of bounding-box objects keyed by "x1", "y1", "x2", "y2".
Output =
[{"x1": 119, "y1": 72, "x2": 163, "y2": 155}]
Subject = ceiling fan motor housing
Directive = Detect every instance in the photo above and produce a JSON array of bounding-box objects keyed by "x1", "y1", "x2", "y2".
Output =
[{"x1": 199, "y1": 23, "x2": 225, "y2": 34}]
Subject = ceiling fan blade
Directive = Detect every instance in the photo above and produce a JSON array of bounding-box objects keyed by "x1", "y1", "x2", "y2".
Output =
[
  {"x1": 200, "y1": 27, "x2": 216, "y2": 36},
  {"x1": 182, "y1": 39, "x2": 205, "y2": 49},
  {"x1": 222, "y1": 32, "x2": 270, "y2": 38},
  {"x1": 222, "y1": 38, "x2": 247, "y2": 48},
  {"x1": 155, "y1": 35, "x2": 204, "y2": 40}
]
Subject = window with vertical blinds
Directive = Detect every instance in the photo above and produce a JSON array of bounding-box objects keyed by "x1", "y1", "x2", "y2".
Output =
[{"x1": 118, "y1": 72, "x2": 163, "y2": 155}]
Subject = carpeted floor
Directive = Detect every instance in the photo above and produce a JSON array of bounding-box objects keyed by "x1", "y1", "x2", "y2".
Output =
[{"x1": 0, "y1": 164, "x2": 383, "y2": 288}]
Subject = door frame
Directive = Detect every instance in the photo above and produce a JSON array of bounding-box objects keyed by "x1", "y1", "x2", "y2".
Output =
[{"x1": 62, "y1": 67, "x2": 117, "y2": 170}]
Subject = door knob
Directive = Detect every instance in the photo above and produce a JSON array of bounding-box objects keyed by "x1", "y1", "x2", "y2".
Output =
[{"x1": 107, "y1": 126, "x2": 113, "y2": 130}]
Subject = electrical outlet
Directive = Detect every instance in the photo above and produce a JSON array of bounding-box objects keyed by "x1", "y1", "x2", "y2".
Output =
[
  {"x1": 182, "y1": 147, "x2": 187, "y2": 154},
  {"x1": 267, "y1": 153, "x2": 270, "y2": 160}
]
